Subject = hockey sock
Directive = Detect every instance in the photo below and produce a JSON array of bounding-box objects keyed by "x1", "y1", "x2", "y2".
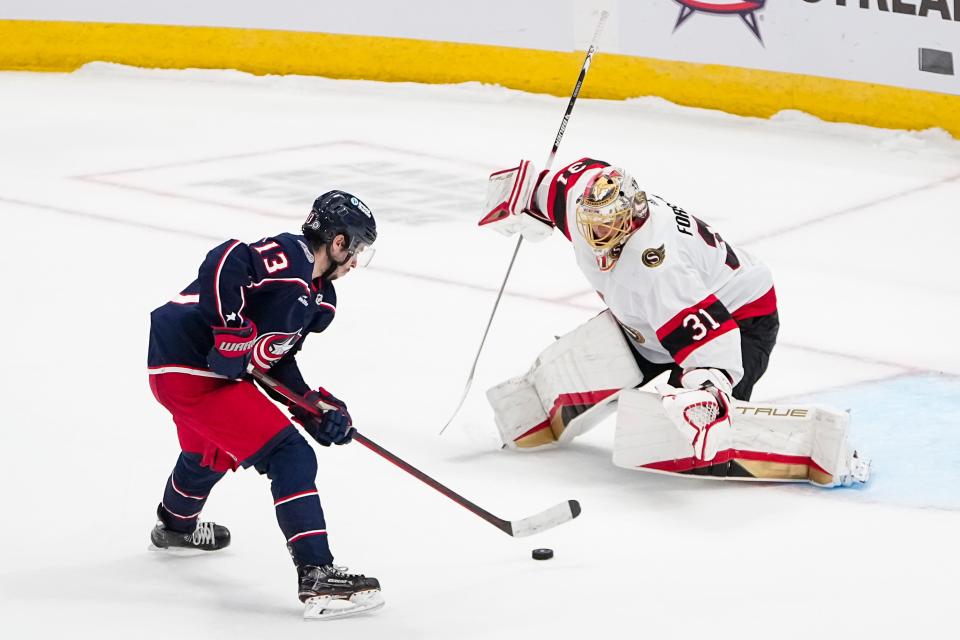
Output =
[
  {"x1": 160, "y1": 452, "x2": 226, "y2": 533},
  {"x1": 255, "y1": 431, "x2": 334, "y2": 567}
]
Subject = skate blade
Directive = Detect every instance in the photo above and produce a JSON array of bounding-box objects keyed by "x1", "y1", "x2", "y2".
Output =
[
  {"x1": 147, "y1": 543, "x2": 224, "y2": 557},
  {"x1": 303, "y1": 590, "x2": 384, "y2": 620}
]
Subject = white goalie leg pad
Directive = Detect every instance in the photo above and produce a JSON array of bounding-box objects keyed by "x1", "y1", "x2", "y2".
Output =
[
  {"x1": 487, "y1": 376, "x2": 550, "y2": 449},
  {"x1": 487, "y1": 310, "x2": 643, "y2": 449},
  {"x1": 612, "y1": 389, "x2": 871, "y2": 487}
]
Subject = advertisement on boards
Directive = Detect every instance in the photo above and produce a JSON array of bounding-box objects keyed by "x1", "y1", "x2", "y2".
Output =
[
  {"x1": 620, "y1": 1, "x2": 958, "y2": 95},
  {"x1": 1, "y1": 0, "x2": 957, "y2": 95}
]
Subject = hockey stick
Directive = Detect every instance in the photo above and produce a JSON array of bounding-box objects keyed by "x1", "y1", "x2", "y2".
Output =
[
  {"x1": 250, "y1": 369, "x2": 582, "y2": 538},
  {"x1": 439, "y1": 10, "x2": 609, "y2": 435}
]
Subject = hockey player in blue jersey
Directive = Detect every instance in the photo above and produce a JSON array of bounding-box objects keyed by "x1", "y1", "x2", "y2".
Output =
[{"x1": 147, "y1": 191, "x2": 383, "y2": 619}]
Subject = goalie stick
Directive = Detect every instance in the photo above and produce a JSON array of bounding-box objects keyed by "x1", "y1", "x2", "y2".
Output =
[
  {"x1": 439, "y1": 10, "x2": 610, "y2": 435},
  {"x1": 250, "y1": 369, "x2": 582, "y2": 538}
]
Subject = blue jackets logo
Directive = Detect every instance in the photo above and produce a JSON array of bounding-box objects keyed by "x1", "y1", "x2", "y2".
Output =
[
  {"x1": 673, "y1": 1, "x2": 766, "y2": 43},
  {"x1": 252, "y1": 331, "x2": 302, "y2": 369}
]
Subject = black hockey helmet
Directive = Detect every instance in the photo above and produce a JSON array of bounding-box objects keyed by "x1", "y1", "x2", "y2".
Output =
[{"x1": 302, "y1": 190, "x2": 377, "y2": 255}]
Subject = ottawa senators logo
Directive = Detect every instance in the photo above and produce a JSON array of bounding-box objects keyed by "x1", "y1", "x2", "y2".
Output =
[
  {"x1": 673, "y1": 1, "x2": 765, "y2": 44},
  {"x1": 642, "y1": 245, "x2": 666, "y2": 268}
]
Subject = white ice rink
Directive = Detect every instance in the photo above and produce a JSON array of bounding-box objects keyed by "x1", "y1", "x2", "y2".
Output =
[{"x1": 1, "y1": 64, "x2": 958, "y2": 638}]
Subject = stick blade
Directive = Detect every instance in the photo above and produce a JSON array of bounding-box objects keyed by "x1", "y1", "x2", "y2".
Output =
[{"x1": 508, "y1": 500, "x2": 581, "y2": 538}]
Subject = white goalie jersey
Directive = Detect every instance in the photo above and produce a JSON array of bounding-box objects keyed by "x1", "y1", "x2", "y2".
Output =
[{"x1": 530, "y1": 158, "x2": 776, "y2": 386}]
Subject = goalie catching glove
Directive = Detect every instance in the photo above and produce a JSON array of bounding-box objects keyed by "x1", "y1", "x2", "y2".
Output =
[
  {"x1": 658, "y1": 368, "x2": 734, "y2": 462},
  {"x1": 290, "y1": 388, "x2": 355, "y2": 447},
  {"x1": 477, "y1": 160, "x2": 553, "y2": 242}
]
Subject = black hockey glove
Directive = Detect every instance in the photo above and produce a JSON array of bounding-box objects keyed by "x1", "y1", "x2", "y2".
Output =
[
  {"x1": 207, "y1": 321, "x2": 257, "y2": 379},
  {"x1": 290, "y1": 388, "x2": 355, "y2": 447}
]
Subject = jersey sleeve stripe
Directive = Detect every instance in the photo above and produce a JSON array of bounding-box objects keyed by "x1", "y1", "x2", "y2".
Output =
[
  {"x1": 215, "y1": 240, "x2": 243, "y2": 325},
  {"x1": 657, "y1": 294, "x2": 722, "y2": 338},
  {"x1": 671, "y1": 318, "x2": 736, "y2": 365},
  {"x1": 731, "y1": 286, "x2": 777, "y2": 321},
  {"x1": 246, "y1": 277, "x2": 311, "y2": 293},
  {"x1": 656, "y1": 295, "x2": 737, "y2": 364}
]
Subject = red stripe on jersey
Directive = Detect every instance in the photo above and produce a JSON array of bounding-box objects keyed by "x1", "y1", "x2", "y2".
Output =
[
  {"x1": 657, "y1": 295, "x2": 721, "y2": 339},
  {"x1": 673, "y1": 318, "x2": 737, "y2": 364},
  {"x1": 641, "y1": 449, "x2": 829, "y2": 476},
  {"x1": 732, "y1": 286, "x2": 777, "y2": 321},
  {"x1": 656, "y1": 295, "x2": 737, "y2": 365}
]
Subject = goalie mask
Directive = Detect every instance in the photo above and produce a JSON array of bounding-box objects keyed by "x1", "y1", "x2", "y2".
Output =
[{"x1": 575, "y1": 167, "x2": 648, "y2": 271}]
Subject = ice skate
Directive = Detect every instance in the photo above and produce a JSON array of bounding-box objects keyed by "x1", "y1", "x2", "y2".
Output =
[
  {"x1": 149, "y1": 505, "x2": 231, "y2": 554},
  {"x1": 298, "y1": 564, "x2": 384, "y2": 620}
]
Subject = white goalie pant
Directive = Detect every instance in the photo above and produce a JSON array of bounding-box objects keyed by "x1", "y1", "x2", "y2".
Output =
[
  {"x1": 612, "y1": 389, "x2": 870, "y2": 487},
  {"x1": 487, "y1": 310, "x2": 643, "y2": 449}
]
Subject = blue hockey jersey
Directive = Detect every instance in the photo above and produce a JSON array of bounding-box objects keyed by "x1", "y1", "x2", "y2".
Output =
[{"x1": 148, "y1": 233, "x2": 336, "y2": 395}]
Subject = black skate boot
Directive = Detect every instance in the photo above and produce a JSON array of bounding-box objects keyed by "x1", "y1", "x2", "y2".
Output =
[
  {"x1": 149, "y1": 504, "x2": 231, "y2": 553},
  {"x1": 298, "y1": 564, "x2": 384, "y2": 620}
]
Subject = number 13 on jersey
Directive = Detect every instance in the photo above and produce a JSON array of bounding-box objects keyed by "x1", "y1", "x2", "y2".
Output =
[{"x1": 252, "y1": 241, "x2": 289, "y2": 274}]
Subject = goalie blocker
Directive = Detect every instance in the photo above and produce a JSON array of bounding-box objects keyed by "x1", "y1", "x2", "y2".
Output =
[{"x1": 487, "y1": 312, "x2": 869, "y2": 487}]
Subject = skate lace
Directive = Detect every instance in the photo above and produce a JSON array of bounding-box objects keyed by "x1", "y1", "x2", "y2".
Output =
[
  {"x1": 324, "y1": 564, "x2": 363, "y2": 580},
  {"x1": 191, "y1": 521, "x2": 216, "y2": 546}
]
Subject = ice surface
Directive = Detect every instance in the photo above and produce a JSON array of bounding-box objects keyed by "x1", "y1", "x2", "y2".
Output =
[
  {"x1": 0, "y1": 63, "x2": 957, "y2": 638},
  {"x1": 786, "y1": 375, "x2": 960, "y2": 511}
]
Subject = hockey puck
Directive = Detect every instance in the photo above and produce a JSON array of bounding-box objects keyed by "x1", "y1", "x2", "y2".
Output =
[{"x1": 532, "y1": 548, "x2": 554, "y2": 561}]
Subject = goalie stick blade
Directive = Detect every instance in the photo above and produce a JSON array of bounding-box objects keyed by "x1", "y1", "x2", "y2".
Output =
[{"x1": 508, "y1": 500, "x2": 581, "y2": 538}]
